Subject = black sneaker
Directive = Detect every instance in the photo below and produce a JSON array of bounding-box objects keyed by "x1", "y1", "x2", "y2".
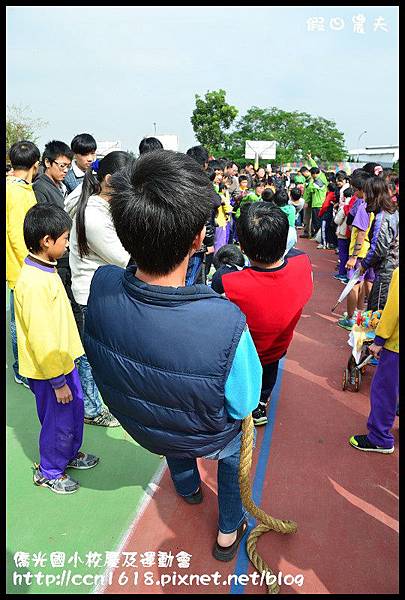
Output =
[
  {"x1": 252, "y1": 404, "x2": 268, "y2": 426},
  {"x1": 182, "y1": 487, "x2": 203, "y2": 504},
  {"x1": 349, "y1": 435, "x2": 394, "y2": 454}
]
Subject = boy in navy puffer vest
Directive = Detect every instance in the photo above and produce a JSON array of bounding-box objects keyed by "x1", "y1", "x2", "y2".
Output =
[{"x1": 84, "y1": 150, "x2": 262, "y2": 561}]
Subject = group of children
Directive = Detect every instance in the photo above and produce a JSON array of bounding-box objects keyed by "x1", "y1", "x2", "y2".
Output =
[{"x1": 6, "y1": 136, "x2": 399, "y2": 530}]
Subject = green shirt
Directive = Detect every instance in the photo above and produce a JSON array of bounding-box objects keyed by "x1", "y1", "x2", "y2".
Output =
[
  {"x1": 235, "y1": 192, "x2": 261, "y2": 218},
  {"x1": 280, "y1": 204, "x2": 296, "y2": 227}
]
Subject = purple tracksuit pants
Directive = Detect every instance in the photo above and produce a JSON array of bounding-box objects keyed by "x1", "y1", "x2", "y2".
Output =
[
  {"x1": 28, "y1": 367, "x2": 84, "y2": 479},
  {"x1": 367, "y1": 348, "x2": 399, "y2": 449}
]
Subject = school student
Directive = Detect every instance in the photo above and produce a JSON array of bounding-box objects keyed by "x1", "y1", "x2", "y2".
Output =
[
  {"x1": 211, "y1": 203, "x2": 313, "y2": 426},
  {"x1": 6, "y1": 141, "x2": 41, "y2": 387},
  {"x1": 64, "y1": 133, "x2": 97, "y2": 194},
  {"x1": 83, "y1": 150, "x2": 263, "y2": 561},
  {"x1": 14, "y1": 204, "x2": 99, "y2": 494}
]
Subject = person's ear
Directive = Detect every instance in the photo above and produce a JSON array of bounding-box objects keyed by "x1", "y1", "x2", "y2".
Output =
[
  {"x1": 104, "y1": 174, "x2": 112, "y2": 186},
  {"x1": 40, "y1": 235, "x2": 52, "y2": 249},
  {"x1": 44, "y1": 158, "x2": 51, "y2": 169},
  {"x1": 191, "y1": 227, "x2": 206, "y2": 253}
]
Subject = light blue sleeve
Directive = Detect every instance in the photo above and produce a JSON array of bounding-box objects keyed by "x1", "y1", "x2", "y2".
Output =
[{"x1": 224, "y1": 327, "x2": 263, "y2": 419}]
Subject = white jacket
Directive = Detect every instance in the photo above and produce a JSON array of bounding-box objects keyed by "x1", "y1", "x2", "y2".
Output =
[
  {"x1": 334, "y1": 198, "x2": 350, "y2": 239},
  {"x1": 69, "y1": 194, "x2": 130, "y2": 305},
  {"x1": 64, "y1": 183, "x2": 83, "y2": 217}
]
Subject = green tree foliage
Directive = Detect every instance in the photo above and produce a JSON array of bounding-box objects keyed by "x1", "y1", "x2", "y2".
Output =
[
  {"x1": 191, "y1": 90, "x2": 238, "y2": 155},
  {"x1": 227, "y1": 106, "x2": 347, "y2": 164},
  {"x1": 6, "y1": 104, "x2": 48, "y2": 161}
]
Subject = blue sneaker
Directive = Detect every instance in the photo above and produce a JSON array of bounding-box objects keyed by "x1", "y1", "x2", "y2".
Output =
[{"x1": 337, "y1": 316, "x2": 355, "y2": 330}]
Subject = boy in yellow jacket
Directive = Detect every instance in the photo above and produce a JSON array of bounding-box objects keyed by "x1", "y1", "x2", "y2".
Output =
[
  {"x1": 14, "y1": 204, "x2": 99, "y2": 493},
  {"x1": 349, "y1": 267, "x2": 399, "y2": 453},
  {"x1": 6, "y1": 141, "x2": 40, "y2": 387}
]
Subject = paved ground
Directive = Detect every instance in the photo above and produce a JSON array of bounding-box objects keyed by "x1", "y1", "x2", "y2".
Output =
[{"x1": 6, "y1": 238, "x2": 399, "y2": 594}]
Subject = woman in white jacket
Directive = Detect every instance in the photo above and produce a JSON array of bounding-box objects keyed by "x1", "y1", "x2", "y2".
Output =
[{"x1": 69, "y1": 151, "x2": 132, "y2": 427}]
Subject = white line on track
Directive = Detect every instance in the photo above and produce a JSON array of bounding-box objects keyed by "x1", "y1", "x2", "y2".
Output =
[{"x1": 91, "y1": 459, "x2": 167, "y2": 594}]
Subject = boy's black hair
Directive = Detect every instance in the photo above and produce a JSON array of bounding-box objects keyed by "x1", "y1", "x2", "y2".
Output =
[
  {"x1": 186, "y1": 145, "x2": 209, "y2": 167},
  {"x1": 335, "y1": 170, "x2": 348, "y2": 182},
  {"x1": 236, "y1": 203, "x2": 289, "y2": 264},
  {"x1": 206, "y1": 167, "x2": 216, "y2": 182},
  {"x1": 327, "y1": 182, "x2": 337, "y2": 192},
  {"x1": 70, "y1": 133, "x2": 97, "y2": 155},
  {"x1": 139, "y1": 137, "x2": 163, "y2": 155},
  {"x1": 213, "y1": 244, "x2": 245, "y2": 270},
  {"x1": 310, "y1": 166, "x2": 320, "y2": 175},
  {"x1": 23, "y1": 204, "x2": 72, "y2": 253},
  {"x1": 207, "y1": 159, "x2": 222, "y2": 171},
  {"x1": 290, "y1": 187, "x2": 302, "y2": 201},
  {"x1": 362, "y1": 162, "x2": 383, "y2": 176},
  {"x1": 261, "y1": 188, "x2": 275, "y2": 202},
  {"x1": 343, "y1": 186, "x2": 354, "y2": 198},
  {"x1": 109, "y1": 150, "x2": 216, "y2": 275},
  {"x1": 273, "y1": 189, "x2": 289, "y2": 207},
  {"x1": 216, "y1": 158, "x2": 227, "y2": 170},
  {"x1": 42, "y1": 140, "x2": 74, "y2": 165},
  {"x1": 299, "y1": 166, "x2": 310, "y2": 174},
  {"x1": 9, "y1": 140, "x2": 40, "y2": 169},
  {"x1": 350, "y1": 168, "x2": 372, "y2": 191},
  {"x1": 238, "y1": 175, "x2": 248, "y2": 183}
]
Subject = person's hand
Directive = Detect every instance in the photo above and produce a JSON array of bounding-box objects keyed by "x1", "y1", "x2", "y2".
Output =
[
  {"x1": 55, "y1": 384, "x2": 73, "y2": 404},
  {"x1": 304, "y1": 202, "x2": 308, "y2": 209},
  {"x1": 206, "y1": 245, "x2": 215, "y2": 255},
  {"x1": 345, "y1": 256, "x2": 357, "y2": 270},
  {"x1": 306, "y1": 151, "x2": 312, "y2": 159},
  {"x1": 368, "y1": 343, "x2": 382, "y2": 359}
]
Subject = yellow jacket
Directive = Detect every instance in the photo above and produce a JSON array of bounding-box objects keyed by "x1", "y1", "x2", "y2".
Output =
[
  {"x1": 216, "y1": 190, "x2": 232, "y2": 228},
  {"x1": 6, "y1": 177, "x2": 37, "y2": 289},
  {"x1": 349, "y1": 213, "x2": 374, "y2": 258},
  {"x1": 375, "y1": 267, "x2": 399, "y2": 353},
  {"x1": 14, "y1": 260, "x2": 84, "y2": 379}
]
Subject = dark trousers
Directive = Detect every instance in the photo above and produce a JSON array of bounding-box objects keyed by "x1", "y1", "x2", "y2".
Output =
[
  {"x1": 337, "y1": 239, "x2": 349, "y2": 276},
  {"x1": 311, "y1": 208, "x2": 321, "y2": 237},
  {"x1": 57, "y1": 264, "x2": 83, "y2": 333},
  {"x1": 28, "y1": 367, "x2": 84, "y2": 479},
  {"x1": 258, "y1": 360, "x2": 279, "y2": 406},
  {"x1": 367, "y1": 349, "x2": 399, "y2": 448}
]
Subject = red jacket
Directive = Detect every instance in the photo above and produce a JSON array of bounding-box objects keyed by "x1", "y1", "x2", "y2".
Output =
[
  {"x1": 319, "y1": 191, "x2": 335, "y2": 217},
  {"x1": 222, "y1": 250, "x2": 313, "y2": 364}
]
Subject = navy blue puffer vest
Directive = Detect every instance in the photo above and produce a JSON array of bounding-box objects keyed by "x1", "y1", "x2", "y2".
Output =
[{"x1": 84, "y1": 265, "x2": 246, "y2": 458}]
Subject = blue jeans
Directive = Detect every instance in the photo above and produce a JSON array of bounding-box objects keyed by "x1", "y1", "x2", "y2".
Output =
[
  {"x1": 166, "y1": 429, "x2": 255, "y2": 533},
  {"x1": 186, "y1": 253, "x2": 204, "y2": 286},
  {"x1": 76, "y1": 304, "x2": 103, "y2": 417},
  {"x1": 9, "y1": 290, "x2": 27, "y2": 382}
]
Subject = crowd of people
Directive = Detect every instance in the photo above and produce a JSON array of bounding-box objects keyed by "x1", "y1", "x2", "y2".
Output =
[{"x1": 6, "y1": 133, "x2": 399, "y2": 559}]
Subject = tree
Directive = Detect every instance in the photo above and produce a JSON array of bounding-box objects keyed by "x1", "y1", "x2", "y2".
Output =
[
  {"x1": 225, "y1": 106, "x2": 347, "y2": 165},
  {"x1": 6, "y1": 104, "x2": 48, "y2": 161},
  {"x1": 190, "y1": 90, "x2": 238, "y2": 155}
]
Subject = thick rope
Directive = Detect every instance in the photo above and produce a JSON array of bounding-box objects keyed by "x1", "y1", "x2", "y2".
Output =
[{"x1": 239, "y1": 414, "x2": 297, "y2": 594}]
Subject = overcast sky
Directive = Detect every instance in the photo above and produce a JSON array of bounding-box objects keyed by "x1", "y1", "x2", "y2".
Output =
[{"x1": 6, "y1": 6, "x2": 398, "y2": 156}]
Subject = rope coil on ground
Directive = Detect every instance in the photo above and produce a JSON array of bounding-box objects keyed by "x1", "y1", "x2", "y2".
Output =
[{"x1": 239, "y1": 414, "x2": 298, "y2": 594}]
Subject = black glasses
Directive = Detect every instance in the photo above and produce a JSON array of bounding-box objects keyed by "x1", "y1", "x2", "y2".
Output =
[{"x1": 53, "y1": 160, "x2": 71, "y2": 171}]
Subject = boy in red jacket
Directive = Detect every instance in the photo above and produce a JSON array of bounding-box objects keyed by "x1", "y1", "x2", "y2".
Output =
[{"x1": 211, "y1": 203, "x2": 313, "y2": 426}]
